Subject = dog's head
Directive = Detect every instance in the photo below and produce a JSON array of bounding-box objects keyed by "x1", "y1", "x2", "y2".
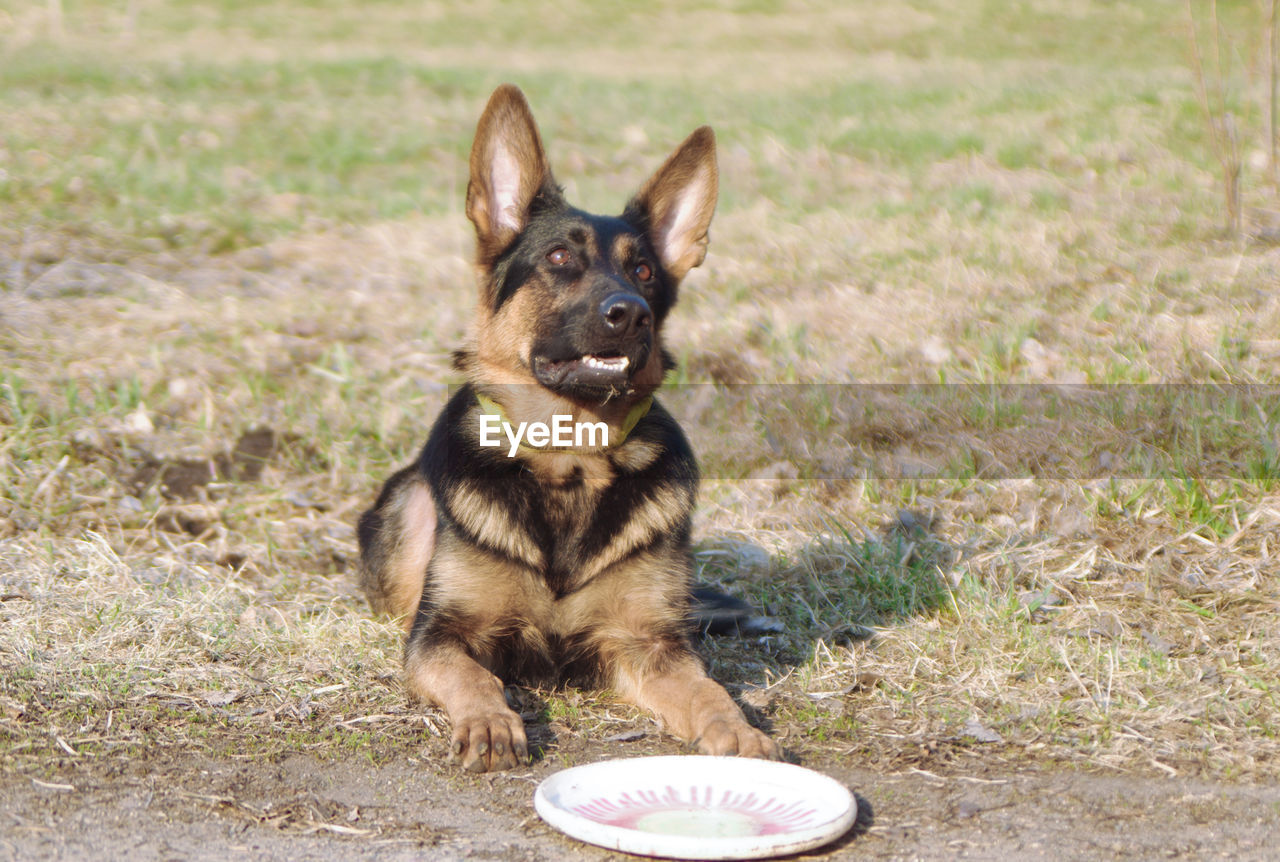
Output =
[{"x1": 458, "y1": 84, "x2": 717, "y2": 408}]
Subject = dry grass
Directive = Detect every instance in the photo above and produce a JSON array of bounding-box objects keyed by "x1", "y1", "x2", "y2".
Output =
[{"x1": 3, "y1": 0, "x2": 1280, "y2": 784}]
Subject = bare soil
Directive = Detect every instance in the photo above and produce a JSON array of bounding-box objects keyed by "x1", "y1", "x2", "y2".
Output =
[{"x1": 4, "y1": 741, "x2": 1277, "y2": 861}]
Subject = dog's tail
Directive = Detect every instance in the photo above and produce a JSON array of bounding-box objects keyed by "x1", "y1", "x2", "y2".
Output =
[{"x1": 689, "y1": 587, "x2": 782, "y2": 638}]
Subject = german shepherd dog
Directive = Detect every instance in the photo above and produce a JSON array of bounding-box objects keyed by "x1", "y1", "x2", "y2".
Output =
[{"x1": 357, "y1": 84, "x2": 777, "y2": 772}]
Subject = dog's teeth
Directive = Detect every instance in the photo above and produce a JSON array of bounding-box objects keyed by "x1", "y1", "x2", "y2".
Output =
[{"x1": 582, "y1": 355, "x2": 628, "y2": 371}]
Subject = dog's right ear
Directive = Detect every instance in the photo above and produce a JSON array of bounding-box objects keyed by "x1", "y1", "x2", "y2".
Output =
[{"x1": 466, "y1": 84, "x2": 556, "y2": 263}]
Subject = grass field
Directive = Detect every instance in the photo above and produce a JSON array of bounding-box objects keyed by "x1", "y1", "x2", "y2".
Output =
[{"x1": 3, "y1": 0, "x2": 1280, "y2": 819}]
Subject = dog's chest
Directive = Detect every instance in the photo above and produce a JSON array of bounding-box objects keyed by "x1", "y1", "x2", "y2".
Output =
[{"x1": 536, "y1": 482, "x2": 611, "y2": 594}]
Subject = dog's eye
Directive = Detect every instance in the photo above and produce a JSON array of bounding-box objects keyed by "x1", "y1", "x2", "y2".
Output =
[
  {"x1": 633, "y1": 262, "x2": 654, "y2": 282},
  {"x1": 547, "y1": 247, "x2": 571, "y2": 266}
]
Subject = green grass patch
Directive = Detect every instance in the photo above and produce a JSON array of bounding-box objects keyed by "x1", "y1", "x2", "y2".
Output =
[{"x1": 3, "y1": 0, "x2": 1280, "y2": 782}]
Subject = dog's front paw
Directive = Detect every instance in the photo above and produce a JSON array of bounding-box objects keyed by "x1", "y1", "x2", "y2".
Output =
[
  {"x1": 694, "y1": 717, "x2": 779, "y2": 760},
  {"x1": 449, "y1": 709, "x2": 529, "y2": 772}
]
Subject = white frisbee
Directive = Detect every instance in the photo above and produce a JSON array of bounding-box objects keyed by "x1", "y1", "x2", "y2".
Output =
[{"x1": 534, "y1": 756, "x2": 857, "y2": 860}]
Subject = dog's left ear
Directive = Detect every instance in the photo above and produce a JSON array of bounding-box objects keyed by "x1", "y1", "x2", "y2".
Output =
[{"x1": 624, "y1": 127, "x2": 718, "y2": 282}]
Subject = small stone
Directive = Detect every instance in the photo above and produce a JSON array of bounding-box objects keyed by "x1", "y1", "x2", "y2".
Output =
[
  {"x1": 919, "y1": 336, "x2": 952, "y2": 365},
  {"x1": 122, "y1": 405, "x2": 155, "y2": 436},
  {"x1": 960, "y1": 716, "x2": 1003, "y2": 744}
]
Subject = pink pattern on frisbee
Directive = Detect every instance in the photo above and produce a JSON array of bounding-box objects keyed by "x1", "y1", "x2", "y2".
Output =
[{"x1": 569, "y1": 784, "x2": 819, "y2": 835}]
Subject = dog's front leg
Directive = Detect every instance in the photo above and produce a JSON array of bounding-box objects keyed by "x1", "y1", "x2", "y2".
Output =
[
  {"x1": 405, "y1": 642, "x2": 527, "y2": 772},
  {"x1": 615, "y1": 650, "x2": 779, "y2": 759}
]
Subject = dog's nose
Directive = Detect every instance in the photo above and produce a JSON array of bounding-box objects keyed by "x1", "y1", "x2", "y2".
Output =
[{"x1": 599, "y1": 293, "x2": 652, "y2": 337}]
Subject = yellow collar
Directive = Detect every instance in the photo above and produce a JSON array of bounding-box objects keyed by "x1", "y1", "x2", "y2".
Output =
[{"x1": 475, "y1": 391, "x2": 653, "y2": 454}]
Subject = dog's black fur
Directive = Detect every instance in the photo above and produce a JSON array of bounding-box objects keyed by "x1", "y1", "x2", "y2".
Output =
[{"x1": 357, "y1": 84, "x2": 777, "y2": 772}]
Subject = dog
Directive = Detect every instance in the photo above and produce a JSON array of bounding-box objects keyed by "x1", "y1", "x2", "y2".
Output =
[{"x1": 357, "y1": 84, "x2": 778, "y2": 773}]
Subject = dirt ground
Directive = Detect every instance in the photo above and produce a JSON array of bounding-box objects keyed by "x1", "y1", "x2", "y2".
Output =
[{"x1": 4, "y1": 741, "x2": 1277, "y2": 861}]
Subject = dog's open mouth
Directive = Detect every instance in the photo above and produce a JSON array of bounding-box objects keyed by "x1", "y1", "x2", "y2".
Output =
[
  {"x1": 529, "y1": 345, "x2": 650, "y2": 397},
  {"x1": 533, "y1": 352, "x2": 631, "y2": 390}
]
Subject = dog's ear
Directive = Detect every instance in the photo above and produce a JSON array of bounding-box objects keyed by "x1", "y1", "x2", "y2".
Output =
[
  {"x1": 466, "y1": 84, "x2": 556, "y2": 262},
  {"x1": 625, "y1": 126, "x2": 718, "y2": 282}
]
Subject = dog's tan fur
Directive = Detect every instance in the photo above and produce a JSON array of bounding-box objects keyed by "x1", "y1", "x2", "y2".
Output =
[{"x1": 358, "y1": 84, "x2": 776, "y2": 772}]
